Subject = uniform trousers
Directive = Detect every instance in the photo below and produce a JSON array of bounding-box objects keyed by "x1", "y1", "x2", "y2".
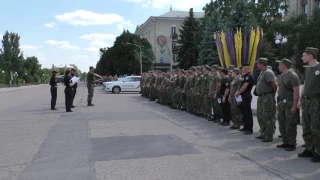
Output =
[{"x1": 65, "y1": 87, "x2": 72, "y2": 112}]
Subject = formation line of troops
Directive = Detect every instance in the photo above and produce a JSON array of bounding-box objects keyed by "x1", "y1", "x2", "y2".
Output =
[{"x1": 140, "y1": 47, "x2": 320, "y2": 163}]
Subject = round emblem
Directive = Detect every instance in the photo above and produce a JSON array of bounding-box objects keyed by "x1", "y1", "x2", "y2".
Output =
[
  {"x1": 226, "y1": 83, "x2": 229, "y2": 86},
  {"x1": 245, "y1": 76, "x2": 249, "y2": 80},
  {"x1": 283, "y1": 99, "x2": 287, "y2": 103},
  {"x1": 315, "y1": 70, "x2": 320, "y2": 75},
  {"x1": 157, "y1": 35, "x2": 167, "y2": 45}
]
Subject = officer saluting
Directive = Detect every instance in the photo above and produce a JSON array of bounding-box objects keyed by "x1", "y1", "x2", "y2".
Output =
[
  {"x1": 276, "y1": 59, "x2": 300, "y2": 151},
  {"x1": 49, "y1": 70, "x2": 58, "y2": 110},
  {"x1": 297, "y1": 47, "x2": 320, "y2": 163},
  {"x1": 235, "y1": 63, "x2": 254, "y2": 134}
]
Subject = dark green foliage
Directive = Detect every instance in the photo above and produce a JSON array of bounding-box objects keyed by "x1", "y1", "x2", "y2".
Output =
[
  {"x1": 176, "y1": 8, "x2": 200, "y2": 69},
  {"x1": 198, "y1": 10, "x2": 225, "y2": 66},
  {"x1": 95, "y1": 30, "x2": 154, "y2": 75}
]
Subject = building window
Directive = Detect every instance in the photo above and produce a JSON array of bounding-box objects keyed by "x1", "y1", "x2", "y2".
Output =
[
  {"x1": 172, "y1": 42, "x2": 176, "y2": 49},
  {"x1": 301, "y1": 0, "x2": 308, "y2": 14},
  {"x1": 172, "y1": 54, "x2": 177, "y2": 62},
  {"x1": 171, "y1": 26, "x2": 176, "y2": 34},
  {"x1": 316, "y1": 0, "x2": 320, "y2": 8}
]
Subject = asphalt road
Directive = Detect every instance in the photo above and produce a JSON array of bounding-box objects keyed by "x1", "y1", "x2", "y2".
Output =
[{"x1": 0, "y1": 83, "x2": 318, "y2": 180}]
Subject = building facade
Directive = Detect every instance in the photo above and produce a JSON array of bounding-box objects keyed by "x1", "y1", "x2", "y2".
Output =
[
  {"x1": 135, "y1": 8, "x2": 204, "y2": 71},
  {"x1": 287, "y1": 0, "x2": 320, "y2": 17},
  {"x1": 51, "y1": 64, "x2": 79, "y2": 74}
]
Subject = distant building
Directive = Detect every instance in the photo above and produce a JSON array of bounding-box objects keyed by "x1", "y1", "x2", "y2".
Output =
[
  {"x1": 51, "y1": 64, "x2": 79, "y2": 74},
  {"x1": 287, "y1": 0, "x2": 320, "y2": 18},
  {"x1": 135, "y1": 7, "x2": 204, "y2": 71}
]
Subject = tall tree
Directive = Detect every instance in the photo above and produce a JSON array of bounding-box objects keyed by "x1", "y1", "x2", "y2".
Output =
[
  {"x1": 0, "y1": 31, "x2": 24, "y2": 73},
  {"x1": 177, "y1": 8, "x2": 200, "y2": 69},
  {"x1": 250, "y1": 0, "x2": 289, "y2": 29},
  {"x1": 230, "y1": 0, "x2": 257, "y2": 29},
  {"x1": 96, "y1": 30, "x2": 154, "y2": 75},
  {"x1": 198, "y1": 11, "x2": 225, "y2": 66}
]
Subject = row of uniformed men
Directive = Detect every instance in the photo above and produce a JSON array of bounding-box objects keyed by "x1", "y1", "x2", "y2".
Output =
[
  {"x1": 140, "y1": 63, "x2": 255, "y2": 134},
  {"x1": 140, "y1": 47, "x2": 320, "y2": 163}
]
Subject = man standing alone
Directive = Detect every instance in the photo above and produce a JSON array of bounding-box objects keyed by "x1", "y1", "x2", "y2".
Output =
[
  {"x1": 276, "y1": 59, "x2": 300, "y2": 151},
  {"x1": 87, "y1": 66, "x2": 102, "y2": 106}
]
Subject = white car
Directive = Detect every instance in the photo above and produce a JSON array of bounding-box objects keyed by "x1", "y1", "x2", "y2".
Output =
[{"x1": 104, "y1": 76, "x2": 141, "y2": 93}]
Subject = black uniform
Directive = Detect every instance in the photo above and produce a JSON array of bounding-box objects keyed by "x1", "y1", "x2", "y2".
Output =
[
  {"x1": 71, "y1": 73, "x2": 77, "y2": 107},
  {"x1": 64, "y1": 76, "x2": 73, "y2": 112},
  {"x1": 240, "y1": 72, "x2": 254, "y2": 132},
  {"x1": 220, "y1": 77, "x2": 231, "y2": 124},
  {"x1": 49, "y1": 75, "x2": 57, "y2": 110}
]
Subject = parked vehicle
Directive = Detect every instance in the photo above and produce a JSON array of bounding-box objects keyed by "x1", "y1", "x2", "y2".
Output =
[{"x1": 104, "y1": 76, "x2": 141, "y2": 93}]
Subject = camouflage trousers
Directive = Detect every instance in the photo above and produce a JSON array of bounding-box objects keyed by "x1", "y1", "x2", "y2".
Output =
[
  {"x1": 196, "y1": 94, "x2": 203, "y2": 113},
  {"x1": 180, "y1": 91, "x2": 186, "y2": 109},
  {"x1": 172, "y1": 88, "x2": 179, "y2": 107},
  {"x1": 230, "y1": 95, "x2": 242, "y2": 128},
  {"x1": 212, "y1": 96, "x2": 223, "y2": 116},
  {"x1": 257, "y1": 93, "x2": 276, "y2": 140},
  {"x1": 278, "y1": 100, "x2": 298, "y2": 146},
  {"x1": 201, "y1": 94, "x2": 211, "y2": 117},
  {"x1": 150, "y1": 86, "x2": 157, "y2": 99},
  {"x1": 186, "y1": 90, "x2": 192, "y2": 112},
  {"x1": 301, "y1": 97, "x2": 320, "y2": 156}
]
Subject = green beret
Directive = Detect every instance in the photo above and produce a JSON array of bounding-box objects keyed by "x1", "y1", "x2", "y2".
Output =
[
  {"x1": 211, "y1": 65, "x2": 218, "y2": 69},
  {"x1": 229, "y1": 65, "x2": 235, "y2": 68},
  {"x1": 218, "y1": 67, "x2": 222, "y2": 70},
  {"x1": 280, "y1": 58, "x2": 292, "y2": 67},
  {"x1": 180, "y1": 69, "x2": 185, "y2": 73},
  {"x1": 257, "y1": 57, "x2": 268, "y2": 65},
  {"x1": 233, "y1": 68, "x2": 240, "y2": 74},
  {"x1": 304, "y1": 47, "x2": 319, "y2": 53},
  {"x1": 196, "y1": 66, "x2": 201, "y2": 69}
]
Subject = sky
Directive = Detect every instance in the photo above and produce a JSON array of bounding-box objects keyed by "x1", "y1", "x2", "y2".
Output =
[{"x1": 0, "y1": 0, "x2": 207, "y2": 72}]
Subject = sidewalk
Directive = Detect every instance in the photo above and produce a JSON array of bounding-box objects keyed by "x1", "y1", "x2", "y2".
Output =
[{"x1": 0, "y1": 84, "x2": 48, "y2": 93}]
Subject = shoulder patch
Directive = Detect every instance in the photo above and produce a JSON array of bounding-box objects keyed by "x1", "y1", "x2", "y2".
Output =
[{"x1": 315, "y1": 70, "x2": 320, "y2": 75}]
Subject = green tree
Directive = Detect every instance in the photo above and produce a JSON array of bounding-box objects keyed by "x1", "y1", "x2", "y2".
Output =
[
  {"x1": 96, "y1": 30, "x2": 154, "y2": 75},
  {"x1": 198, "y1": 11, "x2": 224, "y2": 66},
  {"x1": 230, "y1": 0, "x2": 257, "y2": 29},
  {"x1": 177, "y1": 8, "x2": 200, "y2": 69},
  {"x1": 250, "y1": 0, "x2": 289, "y2": 29},
  {"x1": 22, "y1": 56, "x2": 41, "y2": 83},
  {"x1": 0, "y1": 31, "x2": 24, "y2": 77}
]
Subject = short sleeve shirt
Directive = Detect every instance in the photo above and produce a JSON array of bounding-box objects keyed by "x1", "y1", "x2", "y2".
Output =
[
  {"x1": 240, "y1": 72, "x2": 254, "y2": 95},
  {"x1": 87, "y1": 71, "x2": 95, "y2": 83},
  {"x1": 278, "y1": 70, "x2": 299, "y2": 99},
  {"x1": 230, "y1": 78, "x2": 242, "y2": 95},
  {"x1": 209, "y1": 73, "x2": 221, "y2": 93},
  {"x1": 256, "y1": 69, "x2": 277, "y2": 95},
  {"x1": 303, "y1": 64, "x2": 320, "y2": 97},
  {"x1": 220, "y1": 77, "x2": 231, "y2": 97}
]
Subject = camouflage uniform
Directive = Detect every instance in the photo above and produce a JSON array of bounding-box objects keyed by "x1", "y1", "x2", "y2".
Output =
[
  {"x1": 179, "y1": 70, "x2": 187, "y2": 110},
  {"x1": 209, "y1": 65, "x2": 223, "y2": 121},
  {"x1": 201, "y1": 65, "x2": 211, "y2": 118},
  {"x1": 300, "y1": 48, "x2": 320, "y2": 160},
  {"x1": 256, "y1": 58, "x2": 277, "y2": 141},
  {"x1": 229, "y1": 69, "x2": 242, "y2": 128},
  {"x1": 185, "y1": 71, "x2": 192, "y2": 112},
  {"x1": 189, "y1": 70, "x2": 197, "y2": 113}
]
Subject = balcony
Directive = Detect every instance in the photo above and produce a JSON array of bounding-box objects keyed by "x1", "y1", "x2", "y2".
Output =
[
  {"x1": 172, "y1": 47, "x2": 179, "y2": 54},
  {"x1": 170, "y1": 33, "x2": 178, "y2": 40}
]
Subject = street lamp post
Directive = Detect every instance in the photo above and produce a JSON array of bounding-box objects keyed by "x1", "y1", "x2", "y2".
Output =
[
  {"x1": 275, "y1": 34, "x2": 288, "y2": 59},
  {"x1": 126, "y1": 42, "x2": 142, "y2": 75}
]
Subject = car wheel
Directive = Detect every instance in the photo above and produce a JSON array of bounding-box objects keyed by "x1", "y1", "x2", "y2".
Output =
[{"x1": 113, "y1": 86, "x2": 121, "y2": 94}]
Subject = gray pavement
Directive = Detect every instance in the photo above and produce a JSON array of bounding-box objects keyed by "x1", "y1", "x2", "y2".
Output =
[{"x1": 0, "y1": 83, "x2": 318, "y2": 180}]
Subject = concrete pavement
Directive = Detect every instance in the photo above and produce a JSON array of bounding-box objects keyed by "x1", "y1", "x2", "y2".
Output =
[{"x1": 0, "y1": 83, "x2": 318, "y2": 180}]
